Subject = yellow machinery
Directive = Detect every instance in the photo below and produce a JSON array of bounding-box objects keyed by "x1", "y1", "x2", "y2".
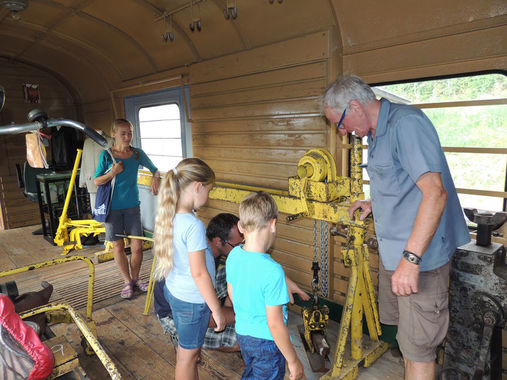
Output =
[
  {"x1": 19, "y1": 303, "x2": 121, "y2": 379},
  {"x1": 53, "y1": 148, "x2": 106, "y2": 255},
  {"x1": 54, "y1": 151, "x2": 154, "y2": 260},
  {"x1": 0, "y1": 256, "x2": 122, "y2": 379},
  {"x1": 208, "y1": 136, "x2": 388, "y2": 379}
]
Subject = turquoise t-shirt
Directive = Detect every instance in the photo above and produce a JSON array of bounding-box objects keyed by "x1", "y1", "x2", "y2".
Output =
[
  {"x1": 165, "y1": 213, "x2": 216, "y2": 304},
  {"x1": 226, "y1": 246, "x2": 289, "y2": 340},
  {"x1": 94, "y1": 148, "x2": 157, "y2": 210}
]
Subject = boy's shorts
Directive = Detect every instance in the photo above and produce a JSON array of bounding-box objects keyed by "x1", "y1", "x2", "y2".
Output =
[
  {"x1": 105, "y1": 206, "x2": 142, "y2": 242},
  {"x1": 237, "y1": 334, "x2": 285, "y2": 380},
  {"x1": 164, "y1": 287, "x2": 210, "y2": 350},
  {"x1": 378, "y1": 260, "x2": 450, "y2": 362}
]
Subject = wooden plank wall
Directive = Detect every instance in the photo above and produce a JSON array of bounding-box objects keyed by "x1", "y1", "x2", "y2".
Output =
[
  {"x1": 0, "y1": 58, "x2": 80, "y2": 229},
  {"x1": 188, "y1": 31, "x2": 379, "y2": 305}
]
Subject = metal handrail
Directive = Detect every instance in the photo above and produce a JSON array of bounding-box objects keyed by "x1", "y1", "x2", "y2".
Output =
[
  {"x1": 0, "y1": 256, "x2": 95, "y2": 324},
  {"x1": 0, "y1": 116, "x2": 107, "y2": 147},
  {"x1": 19, "y1": 303, "x2": 121, "y2": 380}
]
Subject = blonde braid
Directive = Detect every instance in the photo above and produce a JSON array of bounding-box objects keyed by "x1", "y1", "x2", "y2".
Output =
[
  {"x1": 153, "y1": 170, "x2": 179, "y2": 280},
  {"x1": 153, "y1": 158, "x2": 215, "y2": 281}
]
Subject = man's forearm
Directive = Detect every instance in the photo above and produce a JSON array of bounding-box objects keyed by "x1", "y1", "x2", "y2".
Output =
[{"x1": 406, "y1": 172, "x2": 447, "y2": 257}]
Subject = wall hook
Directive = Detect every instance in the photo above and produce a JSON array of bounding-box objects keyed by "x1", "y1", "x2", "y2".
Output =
[
  {"x1": 224, "y1": 0, "x2": 237, "y2": 20},
  {"x1": 189, "y1": 1, "x2": 202, "y2": 32}
]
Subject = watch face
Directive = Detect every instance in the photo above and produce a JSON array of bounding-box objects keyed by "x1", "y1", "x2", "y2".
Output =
[{"x1": 404, "y1": 250, "x2": 420, "y2": 265}]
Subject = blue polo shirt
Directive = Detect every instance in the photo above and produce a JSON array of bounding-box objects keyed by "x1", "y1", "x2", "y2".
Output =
[{"x1": 366, "y1": 98, "x2": 470, "y2": 271}]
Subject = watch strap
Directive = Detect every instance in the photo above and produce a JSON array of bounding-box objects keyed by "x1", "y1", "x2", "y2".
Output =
[{"x1": 403, "y1": 250, "x2": 422, "y2": 265}]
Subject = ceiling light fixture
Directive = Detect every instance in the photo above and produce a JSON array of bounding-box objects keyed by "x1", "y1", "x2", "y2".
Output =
[{"x1": 0, "y1": 0, "x2": 29, "y2": 20}]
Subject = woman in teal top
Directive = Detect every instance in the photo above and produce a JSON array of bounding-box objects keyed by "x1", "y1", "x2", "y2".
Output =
[{"x1": 94, "y1": 118, "x2": 160, "y2": 299}]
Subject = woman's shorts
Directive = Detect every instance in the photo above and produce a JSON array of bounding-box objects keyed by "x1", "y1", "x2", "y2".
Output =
[
  {"x1": 164, "y1": 287, "x2": 210, "y2": 350},
  {"x1": 105, "y1": 206, "x2": 142, "y2": 242}
]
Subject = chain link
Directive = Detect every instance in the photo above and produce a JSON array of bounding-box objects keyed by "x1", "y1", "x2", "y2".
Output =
[
  {"x1": 312, "y1": 219, "x2": 329, "y2": 297},
  {"x1": 323, "y1": 220, "x2": 329, "y2": 297},
  {"x1": 313, "y1": 220, "x2": 318, "y2": 263},
  {"x1": 320, "y1": 219, "x2": 329, "y2": 297}
]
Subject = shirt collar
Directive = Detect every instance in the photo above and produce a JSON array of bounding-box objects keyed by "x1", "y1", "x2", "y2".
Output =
[
  {"x1": 368, "y1": 98, "x2": 390, "y2": 150},
  {"x1": 374, "y1": 98, "x2": 391, "y2": 139}
]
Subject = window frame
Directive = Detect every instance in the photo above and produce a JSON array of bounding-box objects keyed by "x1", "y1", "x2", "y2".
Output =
[
  {"x1": 124, "y1": 86, "x2": 192, "y2": 168},
  {"x1": 368, "y1": 71, "x2": 507, "y2": 212}
]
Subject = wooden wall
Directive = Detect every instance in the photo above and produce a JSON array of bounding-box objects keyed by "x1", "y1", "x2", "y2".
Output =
[
  {"x1": 188, "y1": 30, "x2": 379, "y2": 303},
  {"x1": 0, "y1": 59, "x2": 80, "y2": 229}
]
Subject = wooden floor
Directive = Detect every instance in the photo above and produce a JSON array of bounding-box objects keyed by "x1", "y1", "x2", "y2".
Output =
[{"x1": 0, "y1": 226, "x2": 404, "y2": 379}]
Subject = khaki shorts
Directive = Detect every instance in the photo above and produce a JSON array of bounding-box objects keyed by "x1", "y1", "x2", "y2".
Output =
[{"x1": 378, "y1": 260, "x2": 450, "y2": 362}]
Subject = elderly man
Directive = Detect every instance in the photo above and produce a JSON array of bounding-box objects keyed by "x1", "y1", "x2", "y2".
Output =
[
  {"x1": 154, "y1": 212, "x2": 309, "y2": 352},
  {"x1": 322, "y1": 75, "x2": 470, "y2": 380}
]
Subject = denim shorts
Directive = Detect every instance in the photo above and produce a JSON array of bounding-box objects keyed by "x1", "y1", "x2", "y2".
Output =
[
  {"x1": 105, "y1": 206, "x2": 142, "y2": 242},
  {"x1": 237, "y1": 334, "x2": 286, "y2": 380},
  {"x1": 164, "y1": 287, "x2": 210, "y2": 349}
]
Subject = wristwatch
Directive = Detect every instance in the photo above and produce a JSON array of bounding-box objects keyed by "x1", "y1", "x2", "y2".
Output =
[{"x1": 403, "y1": 250, "x2": 422, "y2": 265}]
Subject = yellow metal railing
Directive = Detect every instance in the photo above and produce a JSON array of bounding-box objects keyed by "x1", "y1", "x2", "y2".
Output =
[{"x1": 20, "y1": 303, "x2": 121, "y2": 379}]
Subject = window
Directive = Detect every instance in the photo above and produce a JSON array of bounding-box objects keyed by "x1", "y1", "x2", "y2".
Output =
[
  {"x1": 125, "y1": 86, "x2": 191, "y2": 173},
  {"x1": 369, "y1": 73, "x2": 506, "y2": 212},
  {"x1": 138, "y1": 104, "x2": 183, "y2": 171}
]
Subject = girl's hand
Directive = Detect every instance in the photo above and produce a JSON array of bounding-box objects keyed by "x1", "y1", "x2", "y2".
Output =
[{"x1": 211, "y1": 308, "x2": 226, "y2": 332}]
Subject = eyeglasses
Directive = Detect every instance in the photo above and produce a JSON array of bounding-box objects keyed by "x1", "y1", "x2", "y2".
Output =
[
  {"x1": 335, "y1": 108, "x2": 347, "y2": 130},
  {"x1": 225, "y1": 240, "x2": 244, "y2": 248}
]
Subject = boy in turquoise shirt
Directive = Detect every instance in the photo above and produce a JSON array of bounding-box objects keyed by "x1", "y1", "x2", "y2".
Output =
[{"x1": 226, "y1": 191, "x2": 304, "y2": 380}]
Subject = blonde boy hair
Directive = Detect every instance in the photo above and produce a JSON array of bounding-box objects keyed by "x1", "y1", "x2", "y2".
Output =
[
  {"x1": 239, "y1": 191, "x2": 278, "y2": 233},
  {"x1": 153, "y1": 158, "x2": 215, "y2": 281}
]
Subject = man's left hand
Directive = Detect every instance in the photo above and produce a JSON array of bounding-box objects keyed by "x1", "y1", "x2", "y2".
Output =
[
  {"x1": 286, "y1": 276, "x2": 310, "y2": 304},
  {"x1": 391, "y1": 259, "x2": 420, "y2": 296}
]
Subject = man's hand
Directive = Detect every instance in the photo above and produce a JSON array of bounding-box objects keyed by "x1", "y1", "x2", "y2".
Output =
[
  {"x1": 348, "y1": 200, "x2": 372, "y2": 221},
  {"x1": 286, "y1": 276, "x2": 310, "y2": 304},
  {"x1": 391, "y1": 258, "x2": 420, "y2": 296},
  {"x1": 288, "y1": 358, "x2": 304, "y2": 380}
]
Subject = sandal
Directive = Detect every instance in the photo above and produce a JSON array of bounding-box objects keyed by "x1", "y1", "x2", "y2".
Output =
[
  {"x1": 133, "y1": 278, "x2": 148, "y2": 292},
  {"x1": 132, "y1": 278, "x2": 148, "y2": 292},
  {"x1": 120, "y1": 281, "x2": 133, "y2": 299}
]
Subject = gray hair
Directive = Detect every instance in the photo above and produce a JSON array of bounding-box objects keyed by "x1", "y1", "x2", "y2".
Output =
[{"x1": 320, "y1": 75, "x2": 376, "y2": 113}]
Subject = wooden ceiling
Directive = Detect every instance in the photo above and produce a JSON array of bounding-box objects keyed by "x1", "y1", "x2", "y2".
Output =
[{"x1": 0, "y1": 0, "x2": 505, "y2": 103}]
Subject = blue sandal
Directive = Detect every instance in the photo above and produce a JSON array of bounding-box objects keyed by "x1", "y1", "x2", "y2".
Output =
[
  {"x1": 133, "y1": 278, "x2": 148, "y2": 292},
  {"x1": 120, "y1": 282, "x2": 133, "y2": 299}
]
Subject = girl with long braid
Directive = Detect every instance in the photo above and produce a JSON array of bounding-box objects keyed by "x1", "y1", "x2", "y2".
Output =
[{"x1": 154, "y1": 158, "x2": 225, "y2": 379}]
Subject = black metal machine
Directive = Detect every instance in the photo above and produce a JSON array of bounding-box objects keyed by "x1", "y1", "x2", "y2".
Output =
[{"x1": 442, "y1": 209, "x2": 507, "y2": 380}]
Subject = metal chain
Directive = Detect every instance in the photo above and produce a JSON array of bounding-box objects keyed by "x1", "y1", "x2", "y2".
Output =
[
  {"x1": 320, "y1": 219, "x2": 329, "y2": 297},
  {"x1": 313, "y1": 219, "x2": 318, "y2": 263},
  {"x1": 322, "y1": 218, "x2": 329, "y2": 297}
]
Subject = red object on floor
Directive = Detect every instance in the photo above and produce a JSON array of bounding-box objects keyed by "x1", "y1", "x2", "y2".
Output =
[{"x1": 0, "y1": 294, "x2": 54, "y2": 379}]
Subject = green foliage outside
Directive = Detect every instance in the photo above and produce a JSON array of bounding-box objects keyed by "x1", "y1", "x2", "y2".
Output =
[{"x1": 375, "y1": 74, "x2": 506, "y2": 211}]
